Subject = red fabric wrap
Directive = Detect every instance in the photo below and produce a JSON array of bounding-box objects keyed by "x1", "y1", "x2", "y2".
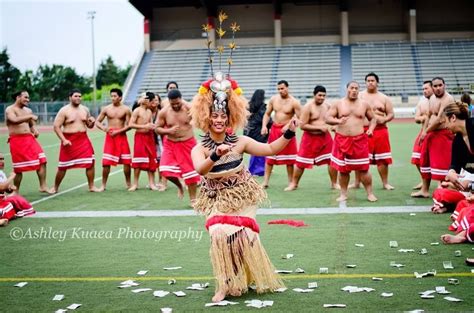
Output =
[
  {"x1": 432, "y1": 188, "x2": 466, "y2": 211},
  {"x1": 411, "y1": 129, "x2": 423, "y2": 165},
  {"x1": 420, "y1": 129, "x2": 453, "y2": 181},
  {"x1": 296, "y1": 131, "x2": 333, "y2": 169},
  {"x1": 0, "y1": 195, "x2": 35, "y2": 220},
  {"x1": 330, "y1": 132, "x2": 369, "y2": 173},
  {"x1": 131, "y1": 131, "x2": 157, "y2": 171},
  {"x1": 266, "y1": 123, "x2": 297, "y2": 165},
  {"x1": 58, "y1": 132, "x2": 94, "y2": 170},
  {"x1": 365, "y1": 125, "x2": 392, "y2": 165},
  {"x1": 8, "y1": 133, "x2": 46, "y2": 173},
  {"x1": 452, "y1": 206, "x2": 474, "y2": 242},
  {"x1": 205, "y1": 215, "x2": 260, "y2": 233},
  {"x1": 102, "y1": 129, "x2": 131, "y2": 166},
  {"x1": 159, "y1": 137, "x2": 199, "y2": 185}
]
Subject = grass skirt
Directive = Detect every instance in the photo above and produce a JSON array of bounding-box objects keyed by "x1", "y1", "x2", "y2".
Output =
[{"x1": 209, "y1": 226, "x2": 284, "y2": 296}]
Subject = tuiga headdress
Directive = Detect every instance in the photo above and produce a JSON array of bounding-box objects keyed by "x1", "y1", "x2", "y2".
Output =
[{"x1": 191, "y1": 11, "x2": 248, "y2": 133}]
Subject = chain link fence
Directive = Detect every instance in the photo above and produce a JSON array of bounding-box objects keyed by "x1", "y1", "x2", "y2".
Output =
[{"x1": 0, "y1": 101, "x2": 103, "y2": 125}]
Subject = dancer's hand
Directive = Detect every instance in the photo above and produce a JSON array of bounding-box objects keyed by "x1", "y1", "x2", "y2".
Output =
[
  {"x1": 288, "y1": 118, "x2": 298, "y2": 132},
  {"x1": 216, "y1": 144, "x2": 234, "y2": 157}
]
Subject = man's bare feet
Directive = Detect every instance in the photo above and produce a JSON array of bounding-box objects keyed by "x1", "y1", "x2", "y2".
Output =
[
  {"x1": 156, "y1": 183, "x2": 167, "y2": 192},
  {"x1": 348, "y1": 183, "x2": 360, "y2": 189},
  {"x1": 331, "y1": 183, "x2": 341, "y2": 190},
  {"x1": 149, "y1": 184, "x2": 159, "y2": 191},
  {"x1": 367, "y1": 194, "x2": 378, "y2": 202},
  {"x1": 383, "y1": 184, "x2": 395, "y2": 190},
  {"x1": 47, "y1": 187, "x2": 58, "y2": 194},
  {"x1": 441, "y1": 234, "x2": 465, "y2": 244},
  {"x1": 89, "y1": 186, "x2": 102, "y2": 192},
  {"x1": 97, "y1": 186, "x2": 106, "y2": 192},
  {"x1": 336, "y1": 194, "x2": 348, "y2": 202},
  {"x1": 0, "y1": 218, "x2": 9, "y2": 227},
  {"x1": 128, "y1": 185, "x2": 138, "y2": 192},
  {"x1": 177, "y1": 187, "x2": 184, "y2": 200},
  {"x1": 284, "y1": 183, "x2": 297, "y2": 191},
  {"x1": 411, "y1": 191, "x2": 430, "y2": 198},
  {"x1": 412, "y1": 182, "x2": 423, "y2": 190},
  {"x1": 39, "y1": 186, "x2": 50, "y2": 193},
  {"x1": 212, "y1": 290, "x2": 226, "y2": 303}
]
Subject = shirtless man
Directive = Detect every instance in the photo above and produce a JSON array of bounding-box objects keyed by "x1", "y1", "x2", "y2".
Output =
[
  {"x1": 325, "y1": 81, "x2": 377, "y2": 202},
  {"x1": 351, "y1": 73, "x2": 394, "y2": 190},
  {"x1": 411, "y1": 81, "x2": 433, "y2": 190},
  {"x1": 261, "y1": 80, "x2": 301, "y2": 188},
  {"x1": 95, "y1": 88, "x2": 132, "y2": 191},
  {"x1": 285, "y1": 85, "x2": 338, "y2": 191},
  {"x1": 128, "y1": 92, "x2": 158, "y2": 191},
  {"x1": 412, "y1": 77, "x2": 455, "y2": 198},
  {"x1": 156, "y1": 89, "x2": 200, "y2": 203},
  {"x1": 50, "y1": 89, "x2": 100, "y2": 193},
  {"x1": 5, "y1": 90, "x2": 48, "y2": 193}
]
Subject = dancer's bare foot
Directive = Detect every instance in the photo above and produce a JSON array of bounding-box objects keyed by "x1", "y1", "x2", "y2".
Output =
[
  {"x1": 261, "y1": 183, "x2": 269, "y2": 189},
  {"x1": 348, "y1": 183, "x2": 360, "y2": 189},
  {"x1": 331, "y1": 183, "x2": 341, "y2": 190},
  {"x1": 284, "y1": 183, "x2": 297, "y2": 191},
  {"x1": 367, "y1": 194, "x2": 378, "y2": 202},
  {"x1": 89, "y1": 186, "x2": 102, "y2": 192},
  {"x1": 149, "y1": 184, "x2": 159, "y2": 191},
  {"x1": 336, "y1": 194, "x2": 348, "y2": 202},
  {"x1": 412, "y1": 182, "x2": 422, "y2": 190},
  {"x1": 0, "y1": 218, "x2": 9, "y2": 227},
  {"x1": 383, "y1": 184, "x2": 394, "y2": 190},
  {"x1": 441, "y1": 234, "x2": 465, "y2": 244},
  {"x1": 212, "y1": 290, "x2": 226, "y2": 303},
  {"x1": 128, "y1": 185, "x2": 138, "y2": 192},
  {"x1": 97, "y1": 186, "x2": 106, "y2": 192},
  {"x1": 411, "y1": 191, "x2": 430, "y2": 198}
]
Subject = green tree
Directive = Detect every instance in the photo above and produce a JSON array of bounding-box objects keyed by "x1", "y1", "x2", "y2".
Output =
[
  {"x1": 32, "y1": 64, "x2": 91, "y2": 101},
  {"x1": 96, "y1": 56, "x2": 130, "y2": 89},
  {"x1": 0, "y1": 48, "x2": 21, "y2": 102},
  {"x1": 17, "y1": 70, "x2": 35, "y2": 99}
]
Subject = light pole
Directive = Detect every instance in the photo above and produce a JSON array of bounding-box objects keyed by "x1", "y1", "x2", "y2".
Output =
[{"x1": 87, "y1": 11, "x2": 97, "y2": 113}]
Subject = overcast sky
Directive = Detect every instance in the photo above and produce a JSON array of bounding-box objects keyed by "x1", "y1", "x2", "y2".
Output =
[{"x1": 0, "y1": 0, "x2": 144, "y2": 75}]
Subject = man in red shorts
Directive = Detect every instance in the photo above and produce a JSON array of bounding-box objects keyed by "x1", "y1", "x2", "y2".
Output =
[
  {"x1": 285, "y1": 85, "x2": 337, "y2": 191},
  {"x1": 128, "y1": 92, "x2": 158, "y2": 191},
  {"x1": 412, "y1": 77, "x2": 455, "y2": 198},
  {"x1": 95, "y1": 88, "x2": 132, "y2": 191},
  {"x1": 325, "y1": 81, "x2": 377, "y2": 202},
  {"x1": 50, "y1": 89, "x2": 100, "y2": 193},
  {"x1": 351, "y1": 73, "x2": 395, "y2": 190},
  {"x1": 156, "y1": 89, "x2": 200, "y2": 204},
  {"x1": 5, "y1": 90, "x2": 48, "y2": 193},
  {"x1": 411, "y1": 81, "x2": 432, "y2": 190},
  {"x1": 261, "y1": 80, "x2": 301, "y2": 188}
]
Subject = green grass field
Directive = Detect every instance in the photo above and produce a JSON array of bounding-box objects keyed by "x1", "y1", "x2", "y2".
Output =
[{"x1": 1, "y1": 123, "x2": 473, "y2": 312}]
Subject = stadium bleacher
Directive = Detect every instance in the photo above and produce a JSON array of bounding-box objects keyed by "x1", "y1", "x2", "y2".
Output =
[{"x1": 125, "y1": 40, "x2": 474, "y2": 105}]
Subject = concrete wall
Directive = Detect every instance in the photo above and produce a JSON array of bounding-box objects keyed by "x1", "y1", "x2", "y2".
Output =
[{"x1": 149, "y1": 1, "x2": 474, "y2": 45}]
